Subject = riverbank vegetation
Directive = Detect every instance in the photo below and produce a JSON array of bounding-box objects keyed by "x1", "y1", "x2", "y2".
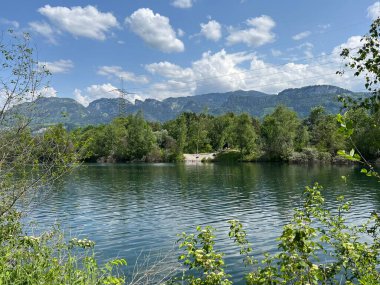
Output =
[{"x1": 68, "y1": 104, "x2": 380, "y2": 164}]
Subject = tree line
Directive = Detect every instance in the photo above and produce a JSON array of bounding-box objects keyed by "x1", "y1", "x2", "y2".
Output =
[{"x1": 67, "y1": 104, "x2": 380, "y2": 163}]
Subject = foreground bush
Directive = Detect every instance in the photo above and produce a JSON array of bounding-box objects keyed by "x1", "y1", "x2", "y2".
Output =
[
  {"x1": 173, "y1": 183, "x2": 380, "y2": 284},
  {"x1": 0, "y1": 209, "x2": 126, "y2": 285}
]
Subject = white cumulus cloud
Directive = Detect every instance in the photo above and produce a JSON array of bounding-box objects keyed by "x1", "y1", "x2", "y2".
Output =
[
  {"x1": 171, "y1": 0, "x2": 193, "y2": 9},
  {"x1": 145, "y1": 62, "x2": 195, "y2": 98},
  {"x1": 145, "y1": 62, "x2": 194, "y2": 80},
  {"x1": 40, "y1": 86, "x2": 58, "y2": 98},
  {"x1": 145, "y1": 50, "x2": 253, "y2": 98},
  {"x1": 191, "y1": 49, "x2": 252, "y2": 94},
  {"x1": 200, "y1": 20, "x2": 222, "y2": 41},
  {"x1": 143, "y1": 39, "x2": 366, "y2": 99},
  {"x1": 148, "y1": 80, "x2": 196, "y2": 99},
  {"x1": 368, "y1": 2, "x2": 380, "y2": 20},
  {"x1": 292, "y1": 31, "x2": 311, "y2": 41},
  {"x1": 37, "y1": 5, "x2": 119, "y2": 40},
  {"x1": 28, "y1": 21, "x2": 58, "y2": 44},
  {"x1": 226, "y1": 15, "x2": 276, "y2": 47},
  {"x1": 126, "y1": 8, "x2": 184, "y2": 53},
  {"x1": 74, "y1": 83, "x2": 142, "y2": 106},
  {"x1": 97, "y1": 66, "x2": 149, "y2": 84},
  {"x1": 39, "y1": 59, "x2": 74, "y2": 74},
  {"x1": 332, "y1": 36, "x2": 362, "y2": 55}
]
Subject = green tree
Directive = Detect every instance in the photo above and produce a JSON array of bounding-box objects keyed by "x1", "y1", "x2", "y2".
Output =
[
  {"x1": 209, "y1": 113, "x2": 235, "y2": 151},
  {"x1": 109, "y1": 117, "x2": 129, "y2": 161},
  {"x1": 164, "y1": 114, "x2": 188, "y2": 160},
  {"x1": 154, "y1": 129, "x2": 177, "y2": 161},
  {"x1": 307, "y1": 107, "x2": 346, "y2": 154},
  {"x1": 346, "y1": 107, "x2": 380, "y2": 158},
  {"x1": 177, "y1": 114, "x2": 188, "y2": 158},
  {"x1": 125, "y1": 111, "x2": 156, "y2": 160},
  {"x1": 0, "y1": 30, "x2": 74, "y2": 217},
  {"x1": 337, "y1": 17, "x2": 380, "y2": 170},
  {"x1": 71, "y1": 125, "x2": 114, "y2": 162},
  {"x1": 294, "y1": 124, "x2": 309, "y2": 151},
  {"x1": 338, "y1": 17, "x2": 380, "y2": 112},
  {"x1": 233, "y1": 113, "x2": 258, "y2": 157},
  {"x1": 261, "y1": 106, "x2": 301, "y2": 160},
  {"x1": 185, "y1": 113, "x2": 212, "y2": 154}
]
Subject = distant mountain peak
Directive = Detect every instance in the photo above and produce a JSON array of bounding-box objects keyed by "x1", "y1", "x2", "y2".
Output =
[
  {"x1": 278, "y1": 85, "x2": 353, "y2": 96},
  {"x1": 88, "y1": 97, "x2": 132, "y2": 105},
  {"x1": 8, "y1": 85, "x2": 364, "y2": 128}
]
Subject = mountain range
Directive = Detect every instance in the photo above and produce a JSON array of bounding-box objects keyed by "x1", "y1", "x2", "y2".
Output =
[{"x1": 10, "y1": 85, "x2": 366, "y2": 129}]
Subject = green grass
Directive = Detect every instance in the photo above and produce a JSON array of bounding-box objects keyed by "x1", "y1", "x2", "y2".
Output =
[{"x1": 214, "y1": 150, "x2": 242, "y2": 162}]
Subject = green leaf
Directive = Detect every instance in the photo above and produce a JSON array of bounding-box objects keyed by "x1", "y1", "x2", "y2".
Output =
[{"x1": 337, "y1": 150, "x2": 346, "y2": 156}]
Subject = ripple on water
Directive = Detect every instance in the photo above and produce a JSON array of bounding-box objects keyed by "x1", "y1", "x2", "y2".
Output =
[{"x1": 24, "y1": 163, "x2": 380, "y2": 284}]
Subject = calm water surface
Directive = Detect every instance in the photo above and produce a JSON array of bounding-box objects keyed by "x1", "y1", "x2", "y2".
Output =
[{"x1": 26, "y1": 163, "x2": 380, "y2": 283}]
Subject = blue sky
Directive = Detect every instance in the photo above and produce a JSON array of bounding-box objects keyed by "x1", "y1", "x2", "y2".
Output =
[{"x1": 1, "y1": 0, "x2": 379, "y2": 105}]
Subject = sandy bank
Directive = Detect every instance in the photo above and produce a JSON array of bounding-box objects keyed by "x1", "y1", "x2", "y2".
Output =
[{"x1": 183, "y1": 153, "x2": 216, "y2": 162}]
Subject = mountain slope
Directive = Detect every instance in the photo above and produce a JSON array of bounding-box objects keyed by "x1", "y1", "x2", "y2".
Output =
[{"x1": 7, "y1": 85, "x2": 367, "y2": 128}]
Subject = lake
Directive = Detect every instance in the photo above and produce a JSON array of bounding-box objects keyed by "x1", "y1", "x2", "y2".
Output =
[{"x1": 25, "y1": 163, "x2": 380, "y2": 283}]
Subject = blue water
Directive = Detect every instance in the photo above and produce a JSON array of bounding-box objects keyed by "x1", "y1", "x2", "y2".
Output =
[{"x1": 24, "y1": 163, "x2": 380, "y2": 283}]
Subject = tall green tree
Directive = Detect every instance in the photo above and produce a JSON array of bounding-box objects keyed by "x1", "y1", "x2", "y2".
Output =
[
  {"x1": 346, "y1": 107, "x2": 380, "y2": 158},
  {"x1": 109, "y1": 117, "x2": 129, "y2": 160},
  {"x1": 233, "y1": 113, "x2": 258, "y2": 157},
  {"x1": 307, "y1": 106, "x2": 345, "y2": 154},
  {"x1": 186, "y1": 113, "x2": 212, "y2": 154},
  {"x1": 164, "y1": 114, "x2": 187, "y2": 160},
  {"x1": 154, "y1": 129, "x2": 177, "y2": 160},
  {"x1": 337, "y1": 17, "x2": 380, "y2": 166},
  {"x1": 338, "y1": 17, "x2": 380, "y2": 112},
  {"x1": 261, "y1": 106, "x2": 301, "y2": 160},
  {"x1": 177, "y1": 114, "x2": 187, "y2": 157},
  {"x1": 294, "y1": 125, "x2": 309, "y2": 151},
  {"x1": 209, "y1": 113, "x2": 235, "y2": 150},
  {"x1": 71, "y1": 125, "x2": 114, "y2": 162},
  {"x1": 0, "y1": 30, "x2": 77, "y2": 217},
  {"x1": 125, "y1": 111, "x2": 156, "y2": 160}
]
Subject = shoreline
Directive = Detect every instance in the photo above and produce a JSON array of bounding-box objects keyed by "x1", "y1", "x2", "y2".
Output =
[
  {"x1": 183, "y1": 153, "x2": 217, "y2": 162},
  {"x1": 87, "y1": 153, "x2": 369, "y2": 165}
]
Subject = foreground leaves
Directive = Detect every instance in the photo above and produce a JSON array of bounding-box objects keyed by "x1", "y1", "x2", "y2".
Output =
[
  {"x1": 0, "y1": 210, "x2": 126, "y2": 285},
  {"x1": 174, "y1": 184, "x2": 380, "y2": 284}
]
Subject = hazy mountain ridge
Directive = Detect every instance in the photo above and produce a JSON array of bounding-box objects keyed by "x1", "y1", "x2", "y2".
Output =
[{"x1": 10, "y1": 85, "x2": 366, "y2": 128}]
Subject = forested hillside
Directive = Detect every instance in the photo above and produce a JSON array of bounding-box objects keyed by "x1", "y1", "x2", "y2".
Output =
[{"x1": 9, "y1": 85, "x2": 367, "y2": 129}]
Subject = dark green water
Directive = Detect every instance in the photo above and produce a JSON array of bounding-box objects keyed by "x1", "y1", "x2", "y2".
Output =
[{"x1": 26, "y1": 163, "x2": 380, "y2": 283}]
